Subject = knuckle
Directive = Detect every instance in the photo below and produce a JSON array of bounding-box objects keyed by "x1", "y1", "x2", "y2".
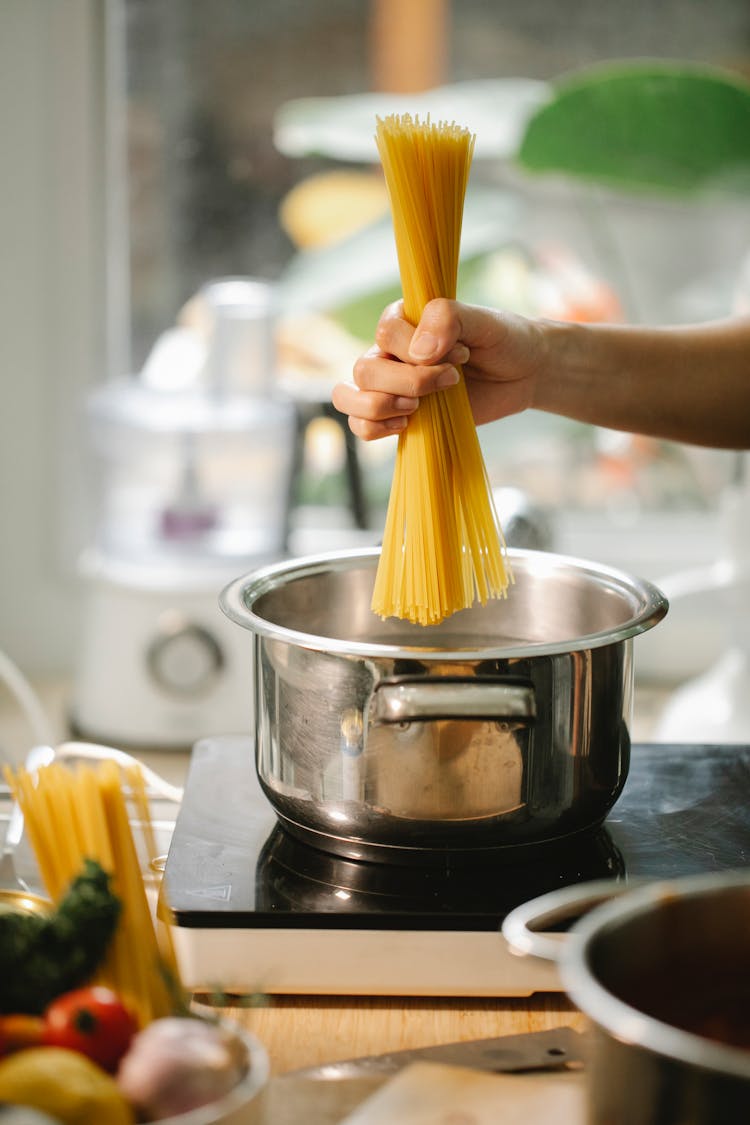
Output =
[
  {"x1": 373, "y1": 320, "x2": 391, "y2": 352},
  {"x1": 382, "y1": 298, "x2": 404, "y2": 322},
  {"x1": 426, "y1": 297, "x2": 460, "y2": 339},
  {"x1": 350, "y1": 417, "x2": 376, "y2": 442},
  {"x1": 352, "y1": 356, "x2": 369, "y2": 386}
]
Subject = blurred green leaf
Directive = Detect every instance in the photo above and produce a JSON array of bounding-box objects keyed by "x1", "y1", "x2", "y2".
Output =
[{"x1": 518, "y1": 62, "x2": 750, "y2": 195}]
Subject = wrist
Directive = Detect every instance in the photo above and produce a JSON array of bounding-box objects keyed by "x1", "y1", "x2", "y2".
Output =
[{"x1": 529, "y1": 319, "x2": 587, "y2": 415}]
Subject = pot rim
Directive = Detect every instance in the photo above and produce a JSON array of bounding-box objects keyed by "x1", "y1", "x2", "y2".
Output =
[
  {"x1": 219, "y1": 546, "x2": 668, "y2": 659},
  {"x1": 561, "y1": 870, "x2": 750, "y2": 1081}
]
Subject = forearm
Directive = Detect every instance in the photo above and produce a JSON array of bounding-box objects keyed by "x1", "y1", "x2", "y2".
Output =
[{"x1": 534, "y1": 317, "x2": 750, "y2": 449}]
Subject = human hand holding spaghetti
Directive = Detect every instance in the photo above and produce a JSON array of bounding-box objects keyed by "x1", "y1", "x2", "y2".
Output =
[
  {"x1": 334, "y1": 299, "x2": 750, "y2": 451},
  {"x1": 334, "y1": 298, "x2": 546, "y2": 441},
  {"x1": 363, "y1": 114, "x2": 511, "y2": 625}
]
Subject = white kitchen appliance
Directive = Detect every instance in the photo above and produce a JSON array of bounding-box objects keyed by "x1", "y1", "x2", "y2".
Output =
[{"x1": 72, "y1": 279, "x2": 297, "y2": 749}]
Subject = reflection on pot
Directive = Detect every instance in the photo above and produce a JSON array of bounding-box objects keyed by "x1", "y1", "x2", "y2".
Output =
[{"x1": 222, "y1": 548, "x2": 667, "y2": 862}]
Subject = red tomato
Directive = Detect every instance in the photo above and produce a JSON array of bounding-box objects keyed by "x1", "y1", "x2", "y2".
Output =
[{"x1": 43, "y1": 986, "x2": 138, "y2": 1071}]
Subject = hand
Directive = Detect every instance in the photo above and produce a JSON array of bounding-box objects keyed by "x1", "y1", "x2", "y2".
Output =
[{"x1": 332, "y1": 297, "x2": 548, "y2": 441}]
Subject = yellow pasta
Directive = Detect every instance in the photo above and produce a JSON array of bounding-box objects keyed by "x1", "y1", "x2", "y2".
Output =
[
  {"x1": 5, "y1": 759, "x2": 182, "y2": 1027},
  {"x1": 371, "y1": 114, "x2": 512, "y2": 626}
]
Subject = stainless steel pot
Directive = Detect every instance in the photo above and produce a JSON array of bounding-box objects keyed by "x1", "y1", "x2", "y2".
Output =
[
  {"x1": 503, "y1": 872, "x2": 750, "y2": 1123},
  {"x1": 220, "y1": 547, "x2": 667, "y2": 861}
]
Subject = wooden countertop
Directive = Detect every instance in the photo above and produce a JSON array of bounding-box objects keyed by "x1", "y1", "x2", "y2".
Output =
[
  {"x1": 201, "y1": 994, "x2": 589, "y2": 1124},
  {"x1": 209, "y1": 992, "x2": 586, "y2": 1078}
]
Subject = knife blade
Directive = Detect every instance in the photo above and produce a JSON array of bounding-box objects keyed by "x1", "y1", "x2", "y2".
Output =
[{"x1": 286, "y1": 1026, "x2": 586, "y2": 1081}]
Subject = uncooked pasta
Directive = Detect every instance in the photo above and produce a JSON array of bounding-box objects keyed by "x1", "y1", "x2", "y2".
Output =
[
  {"x1": 6, "y1": 758, "x2": 182, "y2": 1026},
  {"x1": 371, "y1": 113, "x2": 512, "y2": 626}
]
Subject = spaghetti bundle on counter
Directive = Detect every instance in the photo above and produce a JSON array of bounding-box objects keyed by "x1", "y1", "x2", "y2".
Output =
[
  {"x1": 6, "y1": 758, "x2": 182, "y2": 1027},
  {"x1": 371, "y1": 114, "x2": 512, "y2": 626}
]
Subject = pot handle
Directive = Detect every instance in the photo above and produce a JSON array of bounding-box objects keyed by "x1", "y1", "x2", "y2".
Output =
[
  {"x1": 502, "y1": 879, "x2": 639, "y2": 963},
  {"x1": 370, "y1": 678, "x2": 536, "y2": 724}
]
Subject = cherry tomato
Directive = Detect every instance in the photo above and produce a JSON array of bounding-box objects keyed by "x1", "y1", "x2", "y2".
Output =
[{"x1": 43, "y1": 986, "x2": 138, "y2": 1071}]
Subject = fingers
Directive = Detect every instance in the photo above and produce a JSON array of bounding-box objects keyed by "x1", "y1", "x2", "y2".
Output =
[
  {"x1": 348, "y1": 413, "x2": 407, "y2": 442},
  {"x1": 354, "y1": 347, "x2": 462, "y2": 398},
  {"x1": 408, "y1": 297, "x2": 465, "y2": 363},
  {"x1": 376, "y1": 298, "x2": 470, "y2": 368},
  {"x1": 332, "y1": 377, "x2": 418, "y2": 441},
  {"x1": 331, "y1": 298, "x2": 474, "y2": 442}
]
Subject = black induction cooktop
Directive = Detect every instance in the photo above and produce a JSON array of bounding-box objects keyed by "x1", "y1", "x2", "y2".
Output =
[{"x1": 162, "y1": 737, "x2": 750, "y2": 933}]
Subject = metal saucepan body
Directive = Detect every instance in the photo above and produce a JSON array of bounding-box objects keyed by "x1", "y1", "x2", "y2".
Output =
[
  {"x1": 503, "y1": 871, "x2": 750, "y2": 1123},
  {"x1": 220, "y1": 547, "x2": 667, "y2": 861}
]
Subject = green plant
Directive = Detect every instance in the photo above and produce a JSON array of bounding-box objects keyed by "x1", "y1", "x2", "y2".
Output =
[{"x1": 517, "y1": 61, "x2": 750, "y2": 195}]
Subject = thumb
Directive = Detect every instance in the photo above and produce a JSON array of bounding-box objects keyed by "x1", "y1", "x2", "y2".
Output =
[{"x1": 408, "y1": 298, "x2": 464, "y2": 362}]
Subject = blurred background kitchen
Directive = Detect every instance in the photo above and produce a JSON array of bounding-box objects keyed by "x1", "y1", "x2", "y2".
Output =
[{"x1": 2, "y1": 0, "x2": 750, "y2": 758}]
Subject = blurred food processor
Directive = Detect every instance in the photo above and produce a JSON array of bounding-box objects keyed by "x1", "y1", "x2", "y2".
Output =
[{"x1": 72, "y1": 278, "x2": 297, "y2": 749}]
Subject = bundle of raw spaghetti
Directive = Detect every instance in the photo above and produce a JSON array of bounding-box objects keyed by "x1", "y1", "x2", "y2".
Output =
[
  {"x1": 370, "y1": 114, "x2": 511, "y2": 626},
  {"x1": 6, "y1": 758, "x2": 182, "y2": 1026}
]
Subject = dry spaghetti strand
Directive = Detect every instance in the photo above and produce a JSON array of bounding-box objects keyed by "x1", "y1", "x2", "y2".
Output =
[
  {"x1": 5, "y1": 759, "x2": 183, "y2": 1027},
  {"x1": 371, "y1": 114, "x2": 512, "y2": 626}
]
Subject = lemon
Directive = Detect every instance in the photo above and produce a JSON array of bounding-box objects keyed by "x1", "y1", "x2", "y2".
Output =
[
  {"x1": 0, "y1": 1047, "x2": 134, "y2": 1125},
  {"x1": 279, "y1": 169, "x2": 389, "y2": 249}
]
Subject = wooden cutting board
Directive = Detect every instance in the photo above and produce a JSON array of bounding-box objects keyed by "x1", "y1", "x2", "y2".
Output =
[{"x1": 339, "y1": 1061, "x2": 585, "y2": 1124}]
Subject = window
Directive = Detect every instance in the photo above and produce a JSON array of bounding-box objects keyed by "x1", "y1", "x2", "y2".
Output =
[
  {"x1": 117, "y1": 0, "x2": 750, "y2": 692},
  {"x1": 2, "y1": 0, "x2": 747, "y2": 701}
]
